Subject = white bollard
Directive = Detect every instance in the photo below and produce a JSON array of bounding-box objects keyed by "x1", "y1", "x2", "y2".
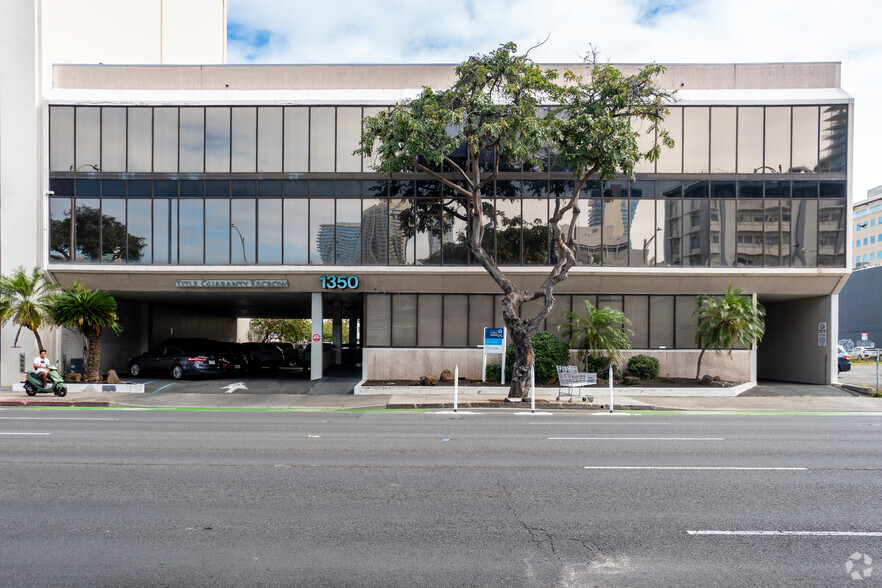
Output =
[
  {"x1": 530, "y1": 365, "x2": 536, "y2": 413},
  {"x1": 608, "y1": 365, "x2": 614, "y2": 413},
  {"x1": 454, "y1": 365, "x2": 459, "y2": 413}
]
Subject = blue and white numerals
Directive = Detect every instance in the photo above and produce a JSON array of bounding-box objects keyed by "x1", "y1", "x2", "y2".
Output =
[{"x1": 319, "y1": 275, "x2": 359, "y2": 290}]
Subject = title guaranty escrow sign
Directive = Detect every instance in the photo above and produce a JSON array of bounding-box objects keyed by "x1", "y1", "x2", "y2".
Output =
[{"x1": 175, "y1": 279, "x2": 288, "y2": 288}]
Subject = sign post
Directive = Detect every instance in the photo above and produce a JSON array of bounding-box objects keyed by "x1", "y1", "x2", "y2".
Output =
[{"x1": 482, "y1": 327, "x2": 507, "y2": 385}]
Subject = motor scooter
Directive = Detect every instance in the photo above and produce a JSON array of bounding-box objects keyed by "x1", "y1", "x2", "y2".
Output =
[{"x1": 23, "y1": 365, "x2": 67, "y2": 397}]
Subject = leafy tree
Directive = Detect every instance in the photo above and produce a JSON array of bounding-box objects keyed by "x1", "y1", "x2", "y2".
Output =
[
  {"x1": 50, "y1": 203, "x2": 146, "y2": 262},
  {"x1": 249, "y1": 318, "x2": 349, "y2": 343},
  {"x1": 558, "y1": 299, "x2": 633, "y2": 372},
  {"x1": 51, "y1": 281, "x2": 121, "y2": 382},
  {"x1": 358, "y1": 42, "x2": 671, "y2": 398},
  {"x1": 694, "y1": 284, "x2": 766, "y2": 379},
  {"x1": 0, "y1": 266, "x2": 59, "y2": 351}
]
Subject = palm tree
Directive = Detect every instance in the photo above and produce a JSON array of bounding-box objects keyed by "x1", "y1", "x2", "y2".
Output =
[
  {"x1": 694, "y1": 284, "x2": 765, "y2": 379},
  {"x1": 51, "y1": 282, "x2": 121, "y2": 383},
  {"x1": 558, "y1": 299, "x2": 633, "y2": 371},
  {"x1": 0, "y1": 266, "x2": 59, "y2": 351}
]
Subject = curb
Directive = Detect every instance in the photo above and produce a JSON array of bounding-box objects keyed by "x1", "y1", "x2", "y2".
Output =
[
  {"x1": 836, "y1": 383, "x2": 879, "y2": 397},
  {"x1": 0, "y1": 400, "x2": 111, "y2": 407},
  {"x1": 386, "y1": 401, "x2": 654, "y2": 411}
]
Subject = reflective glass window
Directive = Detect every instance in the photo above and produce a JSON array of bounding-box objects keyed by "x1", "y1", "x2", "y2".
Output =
[
  {"x1": 710, "y1": 107, "x2": 736, "y2": 173},
  {"x1": 336, "y1": 107, "x2": 362, "y2": 173},
  {"x1": 310, "y1": 107, "x2": 335, "y2": 172},
  {"x1": 656, "y1": 107, "x2": 683, "y2": 173},
  {"x1": 75, "y1": 107, "x2": 101, "y2": 173},
  {"x1": 127, "y1": 107, "x2": 153, "y2": 172},
  {"x1": 683, "y1": 181, "x2": 709, "y2": 198},
  {"x1": 468, "y1": 295, "x2": 496, "y2": 347},
  {"x1": 764, "y1": 107, "x2": 790, "y2": 173},
  {"x1": 153, "y1": 199, "x2": 175, "y2": 265},
  {"x1": 630, "y1": 197, "x2": 657, "y2": 266},
  {"x1": 361, "y1": 107, "x2": 386, "y2": 172},
  {"x1": 736, "y1": 199, "x2": 764, "y2": 267},
  {"x1": 624, "y1": 296, "x2": 649, "y2": 349},
  {"x1": 153, "y1": 107, "x2": 178, "y2": 172},
  {"x1": 711, "y1": 181, "x2": 735, "y2": 199},
  {"x1": 631, "y1": 115, "x2": 656, "y2": 174},
  {"x1": 73, "y1": 198, "x2": 100, "y2": 262},
  {"x1": 179, "y1": 107, "x2": 205, "y2": 172},
  {"x1": 49, "y1": 198, "x2": 73, "y2": 262},
  {"x1": 656, "y1": 198, "x2": 682, "y2": 266},
  {"x1": 415, "y1": 182, "x2": 442, "y2": 266},
  {"x1": 283, "y1": 107, "x2": 309, "y2": 172},
  {"x1": 417, "y1": 295, "x2": 443, "y2": 347},
  {"x1": 737, "y1": 107, "x2": 763, "y2": 173},
  {"x1": 649, "y1": 296, "x2": 674, "y2": 349},
  {"x1": 231, "y1": 107, "x2": 257, "y2": 172},
  {"x1": 128, "y1": 180, "x2": 151, "y2": 198},
  {"x1": 101, "y1": 107, "x2": 127, "y2": 172},
  {"x1": 311, "y1": 180, "x2": 334, "y2": 197},
  {"x1": 738, "y1": 181, "x2": 763, "y2": 199},
  {"x1": 50, "y1": 178, "x2": 74, "y2": 196},
  {"x1": 602, "y1": 198, "x2": 628, "y2": 266},
  {"x1": 231, "y1": 200, "x2": 256, "y2": 265},
  {"x1": 443, "y1": 295, "x2": 469, "y2": 347},
  {"x1": 682, "y1": 200, "x2": 709, "y2": 267},
  {"x1": 205, "y1": 199, "x2": 230, "y2": 264},
  {"x1": 102, "y1": 179, "x2": 126, "y2": 197},
  {"x1": 283, "y1": 199, "x2": 308, "y2": 264},
  {"x1": 388, "y1": 197, "x2": 413, "y2": 265},
  {"x1": 311, "y1": 198, "x2": 335, "y2": 264},
  {"x1": 257, "y1": 199, "x2": 282, "y2": 265},
  {"x1": 205, "y1": 107, "x2": 231, "y2": 173},
  {"x1": 443, "y1": 193, "x2": 469, "y2": 265},
  {"x1": 76, "y1": 179, "x2": 99, "y2": 196},
  {"x1": 100, "y1": 199, "x2": 127, "y2": 263},
  {"x1": 49, "y1": 107, "x2": 74, "y2": 172},
  {"x1": 337, "y1": 180, "x2": 361, "y2": 198},
  {"x1": 127, "y1": 200, "x2": 152, "y2": 264},
  {"x1": 495, "y1": 181, "x2": 521, "y2": 264},
  {"x1": 206, "y1": 180, "x2": 229, "y2": 198},
  {"x1": 818, "y1": 199, "x2": 845, "y2": 267},
  {"x1": 179, "y1": 199, "x2": 204, "y2": 264},
  {"x1": 232, "y1": 180, "x2": 256, "y2": 198},
  {"x1": 336, "y1": 199, "x2": 362, "y2": 265},
  {"x1": 683, "y1": 107, "x2": 710, "y2": 173},
  {"x1": 819, "y1": 105, "x2": 847, "y2": 173},
  {"x1": 710, "y1": 200, "x2": 736, "y2": 267},
  {"x1": 792, "y1": 106, "x2": 819, "y2": 172},
  {"x1": 365, "y1": 294, "x2": 391, "y2": 346},
  {"x1": 792, "y1": 181, "x2": 818, "y2": 199},
  {"x1": 391, "y1": 294, "x2": 417, "y2": 347},
  {"x1": 257, "y1": 107, "x2": 283, "y2": 172},
  {"x1": 675, "y1": 295, "x2": 699, "y2": 349},
  {"x1": 819, "y1": 181, "x2": 846, "y2": 199},
  {"x1": 258, "y1": 180, "x2": 282, "y2": 198},
  {"x1": 523, "y1": 189, "x2": 548, "y2": 265},
  {"x1": 763, "y1": 199, "x2": 791, "y2": 267},
  {"x1": 361, "y1": 198, "x2": 388, "y2": 265},
  {"x1": 765, "y1": 180, "x2": 791, "y2": 199}
]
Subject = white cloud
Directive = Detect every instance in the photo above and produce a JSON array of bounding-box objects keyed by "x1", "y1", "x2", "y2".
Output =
[{"x1": 227, "y1": 0, "x2": 882, "y2": 199}]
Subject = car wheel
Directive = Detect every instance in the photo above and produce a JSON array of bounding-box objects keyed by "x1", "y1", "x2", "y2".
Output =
[
  {"x1": 171, "y1": 364, "x2": 184, "y2": 380},
  {"x1": 130, "y1": 363, "x2": 142, "y2": 377}
]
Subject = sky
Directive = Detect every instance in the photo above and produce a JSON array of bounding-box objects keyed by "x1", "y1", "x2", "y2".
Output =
[{"x1": 226, "y1": 0, "x2": 881, "y2": 202}]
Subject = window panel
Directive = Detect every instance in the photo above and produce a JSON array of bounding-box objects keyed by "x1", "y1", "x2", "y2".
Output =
[
  {"x1": 151, "y1": 107, "x2": 178, "y2": 172},
  {"x1": 764, "y1": 107, "x2": 790, "y2": 173},
  {"x1": 205, "y1": 199, "x2": 230, "y2": 264},
  {"x1": 417, "y1": 295, "x2": 443, "y2": 347},
  {"x1": 49, "y1": 198, "x2": 73, "y2": 262},
  {"x1": 127, "y1": 107, "x2": 153, "y2": 172},
  {"x1": 231, "y1": 199, "x2": 256, "y2": 265},
  {"x1": 682, "y1": 199, "x2": 709, "y2": 267},
  {"x1": 630, "y1": 196, "x2": 657, "y2": 266},
  {"x1": 311, "y1": 198, "x2": 335, "y2": 264},
  {"x1": 763, "y1": 199, "x2": 791, "y2": 267},
  {"x1": 675, "y1": 295, "x2": 698, "y2": 349},
  {"x1": 737, "y1": 107, "x2": 763, "y2": 173},
  {"x1": 283, "y1": 199, "x2": 308, "y2": 264},
  {"x1": 205, "y1": 107, "x2": 231, "y2": 173},
  {"x1": 365, "y1": 294, "x2": 391, "y2": 347},
  {"x1": 49, "y1": 107, "x2": 74, "y2": 172},
  {"x1": 624, "y1": 295, "x2": 649, "y2": 349},
  {"x1": 309, "y1": 107, "x2": 335, "y2": 172},
  {"x1": 819, "y1": 105, "x2": 847, "y2": 173},
  {"x1": 415, "y1": 185, "x2": 442, "y2": 265},
  {"x1": 443, "y1": 295, "x2": 468, "y2": 347},
  {"x1": 495, "y1": 182, "x2": 522, "y2": 264},
  {"x1": 468, "y1": 295, "x2": 496, "y2": 348},
  {"x1": 656, "y1": 107, "x2": 682, "y2": 173},
  {"x1": 362, "y1": 107, "x2": 386, "y2": 172},
  {"x1": 388, "y1": 194, "x2": 413, "y2": 265},
  {"x1": 818, "y1": 199, "x2": 845, "y2": 267},
  {"x1": 522, "y1": 195, "x2": 548, "y2": 265},
  {"x1": 179, "y1": 107, "x2": 205, "y2": 172},
  {"x1": 736, "y1": 199, "x2": 764, "y2": 267},
  {"x1": 443, "y1": 194, "x2": 470, "y2": 265},
  {"x1": 153, "y1": 199, "x2": 175, "y2": 265},
  {"x1": 710, "y1": 200, "x2": 736, "y2": 267},
  {"x1": 710, "y1": 107, "x2": 736, "y2": 173},
  {"x1": 231, "y1": 107, "x2": 257, "y2": 172},
  {"x1": 631, "y1": 116, "x2": 656, "y2": 174},
  {"x1": 127, "y1": 200, "x2": 152, "y2": 264},
  {"x1": 72, "y1": 199, "x2": 100, "y2": 262},
  {"x1": 649, "y1": 296, "x2": 674, "y2": 349},
  {"x1": 75, "y1": 107, "x2": 101, "y2": 171},
  {"x1": 391, "y1": 294, "x2": 417, "y2": 347},
  {"x1": 179, "y1": 199, "x2": 204, "y2": 264},
  {"x1": 257, "y1": 107, "x2": 283, "y2": 172},
  {"x1": 602, "y1": 198, "x2": 629, "y2": 265},
  {"x1": 791, "y1": 106, "x2": 819, "y2": 173},
  {"x1": 336, "y1": 107, "x2": 362, "y2": 173},
  {"x1": 283, "y1": 107, "x2": 309, "y2": 172},
  {"x1": 257, "y1": 199, "x2": 282, "y2": 264},
  {"x1": 361, "y1": 197, "x2": 388, "y2": 265},
  {"x1": 336, "y1": 199, "x2": 362, "y2": 265},
  {"x1": 100, "y1": 199, "x2": 127, "y2": 263},
  {"x1": 101, "y1": 107, "x2": 127, "y2": 172},
  {"x1": 656, "y1": 198, "x2": 682, "y2": 266},
  {"x1": 683, "y1": 107, "x2": 710, "y2": 173}
]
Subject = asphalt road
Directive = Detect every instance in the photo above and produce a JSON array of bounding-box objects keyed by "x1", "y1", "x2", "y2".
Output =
[
  {"x1": 840, "y1": 362, "x2": 882, "y2": 389},
  {"x1": 0, "y1": 409, "x2": 880, "y2": 587}
]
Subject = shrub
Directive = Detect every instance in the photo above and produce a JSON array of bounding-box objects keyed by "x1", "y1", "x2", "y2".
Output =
[
  {"x1": 487, "y1": 332, "x2": 571, "y2": 384},
  {"x1": 486, "y1": 363, "x2": 502, "y2": 382},
  {"x1": 627, "y1": 354, "x2": 660, "y2": 380},
  {"x1": 583, "y1": 354, "x2": 623, "y2": 380}
]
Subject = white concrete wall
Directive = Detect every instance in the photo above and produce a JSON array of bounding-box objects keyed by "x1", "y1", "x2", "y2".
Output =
[
  {"x1": 364, "y1": 348, "x2": 752, "y2": 383},
  {"x1": 758, "y1": 296, "x2": 835, "y2": 384}
]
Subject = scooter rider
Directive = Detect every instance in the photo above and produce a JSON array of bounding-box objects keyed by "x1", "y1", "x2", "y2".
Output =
[{"x1": 33, "y1": 350, "x2": 50, "y2": 388}]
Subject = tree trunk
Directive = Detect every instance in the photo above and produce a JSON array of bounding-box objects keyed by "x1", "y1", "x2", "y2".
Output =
[
  {"x1": 84, "y1": 327, "x2": 102, "y2": 383},
  {"x1": 695, "y1": 348, "x2": 706, "y2": 380},
  {"x1": 32, "y1": 329, "x2": 44, "y2": 353}
]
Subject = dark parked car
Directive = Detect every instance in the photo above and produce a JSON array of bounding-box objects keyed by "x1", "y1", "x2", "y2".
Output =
[
  {"x1": 838, "y1": 345, "x2": 851, "y2": 374},
  {"x1": 242, "y1": 342, "x2": 284, "y2": 371},
  {"x1": 161, "y1": 337, "x2": 249, "y2": 375},
  {"x1": 127, "y1": 342, "x2": 225, "y2": 379},
  {"x1": 274, "y1": 341, "x2": 300, "y2": 366}
]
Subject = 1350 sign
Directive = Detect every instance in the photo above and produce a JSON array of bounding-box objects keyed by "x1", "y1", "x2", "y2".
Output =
[{"x1": 319, "y1": 275, "x2": 359, "y2": 289}]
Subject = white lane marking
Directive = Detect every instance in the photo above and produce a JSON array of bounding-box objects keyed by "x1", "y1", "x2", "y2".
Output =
[
  {"x1": 530, "y1": 422, "x2": 671, "y2": 425},
  {"x1": 223, "y1": 382, "x2": 248, "y2": 394},
  {"x1": 0, "y1": 417, "x2": 118, "y2": 421},
  {"x1": 0, "y1": 432, "x2": 51, "y2": 435},
  {"x1": 552, "y1": 437, "x2": 723, "y2": 441},
  {"x1": 688, "y1": 530, "x2": 882, "y2": 537},
  {"x1": 585, "y1": 466, "x2": 806, "y2": 470}
]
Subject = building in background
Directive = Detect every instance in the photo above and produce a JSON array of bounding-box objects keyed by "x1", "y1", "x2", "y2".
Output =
[{"x1": 853, "y1": 186, "x2": 882, "y2": 268}]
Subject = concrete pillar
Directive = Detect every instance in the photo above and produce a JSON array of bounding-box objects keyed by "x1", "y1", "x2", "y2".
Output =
[
  {"x1": 310, "y1": 292, "x2": 323, "y2": 381},
  {"x1": 829, "y1": 294, "x2": 839, "y2": 385},
  {"x1": 332, "y1": 303, "x2": 342, "y2": 366},
  {"x1": 348, "y1": 308, "x2": 358, "y2": 365}
]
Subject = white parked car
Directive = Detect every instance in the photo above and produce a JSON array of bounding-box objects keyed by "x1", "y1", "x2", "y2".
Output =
[{"x1": 851, "y1": 346, "x2": 879, "y2": 359}]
